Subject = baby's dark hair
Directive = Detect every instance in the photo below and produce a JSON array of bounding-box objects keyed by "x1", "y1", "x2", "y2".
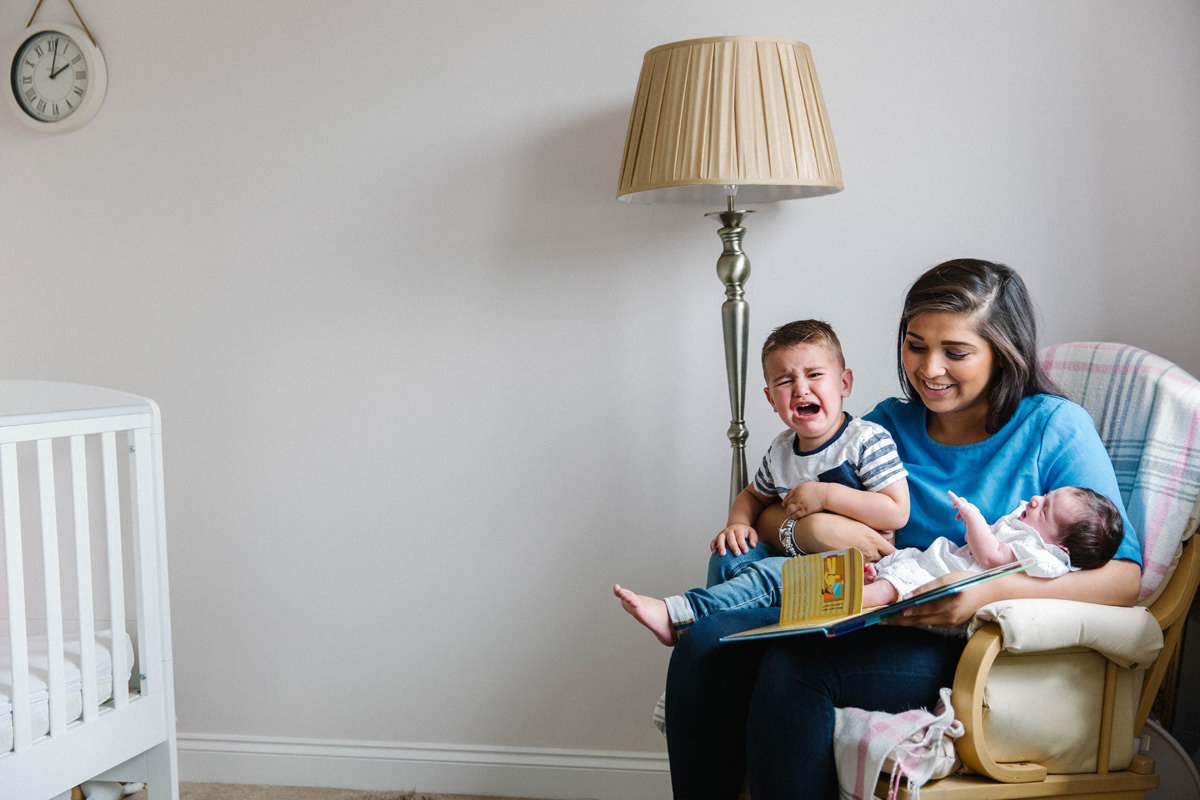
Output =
[
  {"x1": 762, "y1": 319, "x2": 845, "y2": 374},
  {"x1": 1059, "y1": 487, "x2": 1124, "y2": 569}
]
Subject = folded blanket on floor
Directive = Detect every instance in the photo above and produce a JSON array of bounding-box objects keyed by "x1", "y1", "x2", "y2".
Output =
[{"x1": 833, "y1": 687, "x2": 962, "y2": 800}]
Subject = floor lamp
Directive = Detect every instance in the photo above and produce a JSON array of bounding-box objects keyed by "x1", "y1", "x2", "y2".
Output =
[{"x1": 616, "y1": 36, "x2": 843, "y2": 507}]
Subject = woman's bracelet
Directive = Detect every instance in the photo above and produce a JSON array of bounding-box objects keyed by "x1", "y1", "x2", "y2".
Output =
[{"x1": 779, "y1": 517, "x2": 804, "y2": 557}]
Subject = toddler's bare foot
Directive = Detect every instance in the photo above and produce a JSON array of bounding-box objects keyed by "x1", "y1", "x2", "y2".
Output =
[{"x1": 613, "y1": 584, "x2": 676, "y2": 646}]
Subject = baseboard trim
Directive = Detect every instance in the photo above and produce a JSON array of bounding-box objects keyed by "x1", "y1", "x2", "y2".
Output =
[{"x1": 178, "y1": 733, "x2": 670, "y2": 800}]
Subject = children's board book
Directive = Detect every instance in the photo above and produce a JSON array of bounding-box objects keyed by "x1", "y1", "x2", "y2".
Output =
[{"x1": 721, "y1": 548, "x2": 1033, "y2": 642}]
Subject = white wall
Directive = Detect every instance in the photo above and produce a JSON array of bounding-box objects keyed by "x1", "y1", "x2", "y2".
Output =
[{"x1": 1, "y1": 1, "x2": 1197, "y2": 797}]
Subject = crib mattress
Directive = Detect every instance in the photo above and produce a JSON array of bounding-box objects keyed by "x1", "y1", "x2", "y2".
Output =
[{"x1": 0, "y1": 627, "x2": 134, "y2": 753}]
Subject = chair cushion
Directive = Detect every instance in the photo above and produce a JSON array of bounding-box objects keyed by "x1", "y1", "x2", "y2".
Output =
[
  {"x1": 980, "y1": 648, "x2": 1142, "y2": 772},
  {"x1": 969, "y1": 598, "x2": 1163, "y2": 668}
]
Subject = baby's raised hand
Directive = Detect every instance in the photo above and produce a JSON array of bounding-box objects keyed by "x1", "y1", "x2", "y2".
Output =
[
  {"x1": 948, "y1": 490, "x2": 984, "y2": 527},
  {"x1": 950, "y1": 490, "x2": 1017, "y2": 568},
  {"x1": 710, "y1": 524, "x2": 758, "y2": 556}
]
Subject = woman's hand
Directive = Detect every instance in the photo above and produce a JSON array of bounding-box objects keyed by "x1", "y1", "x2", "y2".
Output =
[{"x1": 710, "y1": 523, "x2": 758, "y2": 556}]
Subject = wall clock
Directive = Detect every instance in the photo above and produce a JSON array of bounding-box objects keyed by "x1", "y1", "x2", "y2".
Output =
[{"x1": 8, "y1": 21, "x2": 106, "y2": 133}]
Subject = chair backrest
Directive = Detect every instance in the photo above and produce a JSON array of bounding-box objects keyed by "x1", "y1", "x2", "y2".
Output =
[{"x1": 1040, "y1": 342, "x2": 1200, "y2": 602}]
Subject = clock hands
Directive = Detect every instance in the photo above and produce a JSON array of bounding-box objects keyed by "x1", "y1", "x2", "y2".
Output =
[{"x1": 49, "y1": 41, "x2": 71, "y2": 79}]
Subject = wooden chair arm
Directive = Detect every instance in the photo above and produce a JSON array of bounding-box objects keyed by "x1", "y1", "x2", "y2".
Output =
[{"x1": 951, "y1": 623, "x2": 1048, "y2": 783}]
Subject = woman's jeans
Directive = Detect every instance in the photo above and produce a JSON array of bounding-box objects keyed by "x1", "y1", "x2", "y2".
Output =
[{"x1": 664, "y1": 603, "x2": 965, "y2": 800}]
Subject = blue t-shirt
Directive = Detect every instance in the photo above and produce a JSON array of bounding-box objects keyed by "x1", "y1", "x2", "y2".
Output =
[{"x1": 864, "y1": 394, "x2": 1141, "y2": 564}]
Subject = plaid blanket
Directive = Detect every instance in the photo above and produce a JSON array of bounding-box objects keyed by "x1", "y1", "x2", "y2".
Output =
[
  {"x1": 833, "y1": 687, "x2": 961, "y2": 800},
  {"x1": 1041, "y1": 343, "x2": 1200, "y2": 601}
]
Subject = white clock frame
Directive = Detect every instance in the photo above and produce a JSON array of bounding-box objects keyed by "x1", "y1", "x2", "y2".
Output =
[{"x1": 8, "y1": 21, "x2": 107, "y2": 133}]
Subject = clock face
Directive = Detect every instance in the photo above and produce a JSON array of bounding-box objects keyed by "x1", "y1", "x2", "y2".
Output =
[{"x1": 8, "y1": 23, "x2": 107, "y2": 132}]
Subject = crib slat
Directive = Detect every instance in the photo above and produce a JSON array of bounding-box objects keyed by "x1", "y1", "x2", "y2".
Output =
[
  {"x1": 2, "y1": 442, "x2": 32, "y2": 752},
  {"x1": 71, "y1": 434, "x2": 100, "y2": 721},
  {"x1": 102, "y1": 431, "x2": 129, "y2": 708},
  {"x1": 129, "y1": 426, "x2": 161, "y2": 697},
  {"x1": 37, "y1": 438, "x2": 68, "y2": 736}
]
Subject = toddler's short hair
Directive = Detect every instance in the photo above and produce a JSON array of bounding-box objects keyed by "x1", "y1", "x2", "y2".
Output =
[
  {"x1": 762, "y1": 319, "x2": 845, "y2": 374},
  {"x1": 1060, "y1": 487, "x2": 1124, "y2": 570}
]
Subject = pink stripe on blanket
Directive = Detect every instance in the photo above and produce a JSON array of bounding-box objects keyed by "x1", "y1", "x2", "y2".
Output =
[
  {"x1": 853, "y1": 712, "x2": 931, "y2": 799},
  {"x1": 853, "y1": 714, "x2": 875, "y2": 799},
  {"x1": 854, "y1": 715, "x2": 892, "y2": 799},
  {"x1": 854, "y1": 715, "x2": 897, "y2": 798}
]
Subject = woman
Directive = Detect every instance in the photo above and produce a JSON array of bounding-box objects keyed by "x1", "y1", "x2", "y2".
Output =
[{"x1": 664, "y1": 259, "x2": 1142, "y2": 800}]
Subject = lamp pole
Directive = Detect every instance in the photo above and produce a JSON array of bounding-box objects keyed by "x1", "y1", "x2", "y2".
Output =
[{"x1": 707, "y1": 194, "x2": 753, "y2": 509}]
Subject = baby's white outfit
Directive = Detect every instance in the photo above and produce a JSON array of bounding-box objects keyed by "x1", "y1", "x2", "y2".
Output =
[{"x1": 873, "y1": 501, "x2": 1074, "y2": 597}]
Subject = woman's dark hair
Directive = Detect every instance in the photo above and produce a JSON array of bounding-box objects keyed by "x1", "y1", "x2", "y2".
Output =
[
  {"x1": 897, "y1": 258, "x2": 1062, "y2": 433},
  {"x1": 1059, "y1": 487, "x2": 1124, "y2": 570}
]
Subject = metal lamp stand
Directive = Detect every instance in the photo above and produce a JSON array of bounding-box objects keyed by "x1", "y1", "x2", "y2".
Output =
[{"x1": 706, "y1": 196, "x2": 754, "y2": 509}]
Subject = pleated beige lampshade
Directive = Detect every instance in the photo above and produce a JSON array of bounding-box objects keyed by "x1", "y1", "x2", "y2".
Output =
[{"x1": 617, "y1": 36, "x2": 843, "y2": 205}]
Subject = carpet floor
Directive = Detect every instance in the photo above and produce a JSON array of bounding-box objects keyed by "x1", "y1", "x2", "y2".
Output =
[{"x1": 122, "y1": 784, "x2": 548, "y2": 800}]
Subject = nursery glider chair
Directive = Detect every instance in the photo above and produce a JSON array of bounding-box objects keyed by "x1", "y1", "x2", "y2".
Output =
[{"x1": 886, "y1": 342, "x2": 1200, "y2": 800}]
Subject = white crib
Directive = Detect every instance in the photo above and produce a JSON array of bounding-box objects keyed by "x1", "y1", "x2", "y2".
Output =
[{"x1": 0, "y1": 382, "x2": 177, "y2": 800}]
